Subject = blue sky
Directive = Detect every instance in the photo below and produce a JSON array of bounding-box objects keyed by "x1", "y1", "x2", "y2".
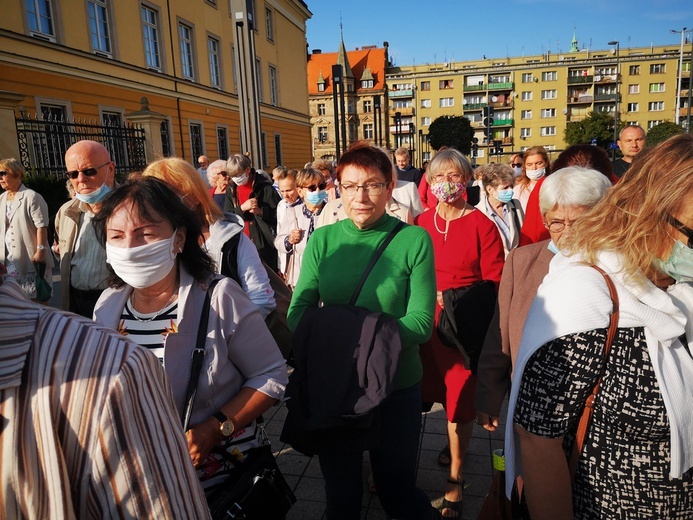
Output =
[{"x1": 305, "y1": 1, "x2": 693, "y2": 66}]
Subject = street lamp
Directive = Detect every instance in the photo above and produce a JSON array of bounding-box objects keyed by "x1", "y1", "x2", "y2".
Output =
[
  {"x1": 408, "y1": 122, "x2": 414, "y2": 161},
  {"x1": 394, "y1": 111, "x2": 402, "y2": 150},
  {"x1": 608, "y1": 40, "x2": 620, "y2": 159},
  {"x1": 670, "y1": 28, "x2": 687, "y2": 125}
]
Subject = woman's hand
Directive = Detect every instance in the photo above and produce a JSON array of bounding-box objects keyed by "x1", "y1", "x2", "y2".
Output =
[
  {"x1": 476, "y1": 412, "x2": 499, "y2": 432},
  {"x1": 32, "y1": 248, "x2": 46, "y2": 263},
  {"x1": 186, "y1": 418, "x2": 221, "y2": 468},
  {"x1": 241, "y1": 198, "x2": 261, "y2": 215},
  {"x1": 437, "y1": 290, "x2": 445, "y2": 309},
  {"x1": 288, "y1": 228, "x2": 304, "y2": 245}
]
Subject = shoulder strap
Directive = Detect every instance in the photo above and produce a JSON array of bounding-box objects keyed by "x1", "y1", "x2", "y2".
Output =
[
  {"x1": 570, "y1": 264, "x2": 619, "y2": 477},
  {"x1": 220, "y1": 233, "x2": 242, "y2": 286},
  {"x1": 182, "y1": 278, "x2": 221, "y2": 431},
  {"x1": 349, "y1": 220, "x2": 406, "y2": 306},
  {"x1": 510, "y1": 201, "x2": 522, "y2": 236}
]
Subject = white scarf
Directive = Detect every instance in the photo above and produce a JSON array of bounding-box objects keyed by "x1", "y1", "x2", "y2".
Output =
[{"x1": 505, "y1": 250, "x2": 693, "y2": 497}]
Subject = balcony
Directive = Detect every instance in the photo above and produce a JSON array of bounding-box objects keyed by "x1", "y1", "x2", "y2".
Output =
[
  {"x1": 470, "y1": 121, "x2": 485, "y2": 128},
  {"x1": 489, "y1": 100, "x2": 513, "y2": 109},
  {"x1": 389, "y1": 106, "x2": 414, "y2": 117},
  {"x1": 502, "y1": 136, "x2": 513, "y2": 145},
  {"x1": 464, "y1": 102, "x2": 487, "y2": 110},
  {"x1": 594, "y1": 93, "x2": 618, "y2": 102},
  {"x1": 567, "y1": 95, "x2": 593, "y2": 104},
  {"x1": 389, "y1": 89, "x2": 414, "y2": 98},
  {"x1": 567, "y1": 113, "x2": 589, "y2": 122},
  {"x1": 463, "y1": 84, "x2": 486, "y2": 92},
  {"x1": 594, "y1": 73, "x2": 619, "y2": 83},
  {"x1": 487, "y1": 82, "x2": 514, "y2": 91},
  {"x1": 568, "y1": 75, "x2": 594, "y2": 84},
  {"x1": 493, "y1": 118, "x2": 513, "y2": 126}
]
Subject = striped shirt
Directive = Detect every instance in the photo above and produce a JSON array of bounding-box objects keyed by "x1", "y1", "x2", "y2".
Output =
[
  {"x1": 0, "y1": 278, "x2": 211, "y2": 519},
  {"x1": 70, "y1": 206, "x2": 110, "y2": 290},
  {"x1": 119, "y1": 299, "x2": 179, "y2": 363}
]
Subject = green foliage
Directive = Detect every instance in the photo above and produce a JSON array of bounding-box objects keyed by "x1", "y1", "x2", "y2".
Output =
[
  {"x1": 563, "y1": 111, "x2": 615, "y2": 150},
  {"x1": 427, "y1": 116, "x2": 474, "y2": 155},
  {"x1": 646, "y1": 121, "x2": 684, "y2": 147}
]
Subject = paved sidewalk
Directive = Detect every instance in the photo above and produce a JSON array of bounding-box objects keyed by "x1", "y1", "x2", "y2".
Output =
[{"x1": 264, "y1": 400, "x2": 508, "y2": 520}]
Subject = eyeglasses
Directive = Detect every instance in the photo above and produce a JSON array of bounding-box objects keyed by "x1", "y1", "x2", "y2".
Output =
[
  {"x1": 431, "y1": 173, "x2": 464, "y2": 183},
  {"x1": 218, "y1": 171, "x2": 228, "y2": 177},
  {"x1": 667, "y1": 215, "x2": 693, "y2": 249},
  {"x1": 340, "y1": 182, "x2": 388, "y2": 197},
  {"x1": 0, "y1": 170, "x2": 10, "y2": 178},
  {"x1": 301, "y1": 182, "x2": 327, "y2": 192},
  {"x1": 543, "y1": 219, "x2": 576, "y2": 233},
  {"x1": 65, "y1": 161, "x2": 110, "y2": 180},
  {"x1": 511, "y1": 163, "x2": 523, "y2": 168}
]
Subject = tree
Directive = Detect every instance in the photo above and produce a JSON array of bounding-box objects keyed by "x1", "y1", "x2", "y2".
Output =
[
  {"x1": 563, "y1": 111, "x2": 615, "y2": 150},
  {"x1": 646, "y1": 121, "x2": 684, "y2": 147},
  {"x1": 427, "y1": 115, "x2": 474, "y2": 155}
]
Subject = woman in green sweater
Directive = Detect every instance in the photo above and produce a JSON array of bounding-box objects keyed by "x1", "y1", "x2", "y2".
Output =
[{"x1": 288, "y1": 143, "x2": 441, "y2": 520}]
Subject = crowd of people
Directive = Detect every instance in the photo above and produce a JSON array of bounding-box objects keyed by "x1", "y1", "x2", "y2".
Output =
[{"x1": 1, "y1": 123, "x2": 692, "y2": 520}]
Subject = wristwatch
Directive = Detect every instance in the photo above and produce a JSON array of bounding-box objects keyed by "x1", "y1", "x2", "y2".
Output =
[
  {"x1": 213, "y1": 411, "x2": 235, "y2": 437},
  {"x1": 37, "y1": 245, "x2": 46, "y2": 250}
]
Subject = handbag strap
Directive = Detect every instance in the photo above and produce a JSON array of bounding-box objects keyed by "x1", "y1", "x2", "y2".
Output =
[
  {"x1": 348, "y1": 220, "x2": 405, "y2": 306},
  {"x1": 569, "y1": 264, "x2": 619, "y2": 477},
  {"x1": 182, "y1": 278, "x2": 221, "y2": 432}
]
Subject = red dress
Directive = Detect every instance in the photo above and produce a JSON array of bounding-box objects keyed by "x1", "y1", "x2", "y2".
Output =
[{"x1": 417, "y1": 207, "x2": 505, "y2": 422}]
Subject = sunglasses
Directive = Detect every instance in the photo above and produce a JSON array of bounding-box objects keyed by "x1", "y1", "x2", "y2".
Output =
[
  {"x1": 0, "y1": 170, "x2": 10, "y2": 178},
  {"x1": 511, "y1": 163, "x2": 523, "y2": 168},
  {"x1": 302, "y1": 182, "x2": 327, "y2": 192},
  {"x1": 218, "y1": 171, "x2": 228, "y2": 177},
  {"x1": 65, "y1": 161, "x2": 110, "y2": 180},
  {"x1": 667, "y1": 215, "x2": 693, "y2": 249}
]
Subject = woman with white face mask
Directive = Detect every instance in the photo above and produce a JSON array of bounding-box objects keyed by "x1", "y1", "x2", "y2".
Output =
[
  {"x1": 416, "y1": 148, "x2": 505, "y2": 518},
  {"x1": 92, "y1": 177, "x2": 287, "y2": 500},
  {"x1": 513, "y1": 146, "x2": 551, "y2": 212},
  {"x1": 475, "y1": 163, "x2": 525, "y2": 258}
]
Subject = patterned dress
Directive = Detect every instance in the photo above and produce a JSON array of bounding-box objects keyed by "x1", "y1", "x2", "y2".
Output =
[{"x1": 515, "y1": 327, "x2": 693, "y2": 519}]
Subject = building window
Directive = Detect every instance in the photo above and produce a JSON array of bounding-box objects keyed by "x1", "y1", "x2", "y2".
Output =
[
  {"x1": 160, "y1": 119, "x2": 173, "y2": 156},
  {"x1": 520, "y1": 128, "x2": 531, "y2": 138},
  {"x1": 393, "y1": 99, "x2": 412, "y2": 109},
  {"x1": 318, "y1": 82, "x2": 325, "y2": 92},
  {"x1": 317, "y1": 126, "x2": 328, "y2": 143},
  {"x1": 541, "y1": 108, "x2": 556, "y2": 118},
  {"x1": 141, "y1": 5, "x2": 161, "y2": 70},
  {"x1": 541, "y1": 89, "x2": 557, "y2": 100},
  {"x1": 361, "y1": 79, "x2": 374, "y2": 89},
  {"x1": 522, "y1": 73, "x2": 533, "y2": 83},
  {"x1": 363, "y1": 123, "x2": 374, "y2": 140},
  {"x1": 648, "y1": 101, "x2": 664, "y2": 111},
  {"x1": 540, "y1": 126, "x2": 556, "y2": 136},
  {"x1": 421, "y1": 99, "x2": 431, "y2": 108},
  {"x1": 88, "y1": 0, "x2": 112, "y2": 55},
  {"x1": 274, "y1": 134, "x2": 282, "y2": 165},
  {"x1": 318, "y1": 103, "x2": 326, "y2": 115},
  {"x1": 627, "y1": 102, "x2": 639, "y2": 113},
  {"x1": 628, "y1": 84, "x2": 640, "y2": 94},
  {"x1": 439, "y1": 79, "x2": 453, "y2": 89},
  {"x1": 420, "y1": 81, "x2": 430, "y2": 91},
  {"x1": 440, "y1": 97, "x2": 454, "y2": 107},
  {"x1": 217, "y1": 126, "x2": 229, "y2": 160},
  {"x1": 255, "y1": 58, "x2": 263, "y2": 102},
  {"x1": 363, "y1": 100, "x2": 372, "y2": 113},
  {"x1": 629, "y1": 65, "x2": 640, "y2": 75},
  {"x1": 421, "y1": 116, "x2": 431, "y2": 126},
  {"x1": 521, "y1": 91, "x2": 533, "y2": 101},
  {"x1": 647, "y1": 120, "x2": 664, "y2": 130},
  {"x1": 208, "y1": 36, "x2": 221, "y2": 88},
  {"x1": 649, "y1": 82, "x2": 665, "y2": 93},
  {"x1": 189, "y1": 122, "x2": 203, "y2": 159},
  {"x1": 26, "y1": 0, "x2": 56, "y2": 40},
  {"x1": 521, "y1": 110, "x2": 532, "y2": 119},
  {"x1": 542, "y1": 71, "x2": 557, "y2": 81},
  {"x1": 650, "y1": 63, "x2": 665, "y2": 74},
  {"x1": 265, "y1": 7, "x2": 274, "y2": 42},
  {"x1": 179, "y1": 22, "x2": 195, "y2": 80},
  {"x1": 268, "y1": 64, "x2": 278, "y2": 106}
]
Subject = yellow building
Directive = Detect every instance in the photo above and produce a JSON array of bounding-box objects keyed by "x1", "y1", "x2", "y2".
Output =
[
  {"x1": 0, "y1": 0, "x2": 313, "y2": 174},
  {"x1": 387, "y1": 40, "x2": 691, "y2": 165}
]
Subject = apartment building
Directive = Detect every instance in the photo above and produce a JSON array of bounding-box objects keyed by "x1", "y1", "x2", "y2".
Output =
[
  {"x1": 0, "y1": 0, "x2": 313, "y2": 174},
  {"x1": 307, "y1": 41, "x2": 389, "y2": 161},
  {"x1": 387, "y1": 42, "x2": 691, "y2": 165}
]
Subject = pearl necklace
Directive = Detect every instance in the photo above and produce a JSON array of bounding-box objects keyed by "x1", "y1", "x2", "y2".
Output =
[
  {"x1": 129, "y1": 291, "x2": 178, "y2": 323},
  {"x1": 434, "y1": 204, "x2": 468, "y2": 242}
]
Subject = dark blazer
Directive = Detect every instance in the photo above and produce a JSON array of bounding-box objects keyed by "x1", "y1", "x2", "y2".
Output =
[
  {"x1": 475, "y1": 239, "x2": 554, "y2": 417},
  {"x1": 224, "y1": 171, "x2": 281, "y2": 271}
]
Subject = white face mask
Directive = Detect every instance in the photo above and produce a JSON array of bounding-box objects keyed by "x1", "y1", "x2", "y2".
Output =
[
  {"x1": 232, "y1": 173, "x2": 250, "y2": 186},
  {"x1": 512, "y1": 166, "x2": 523, "y2": 177},
  {"x1": 106, "y1": 230, "x2": 178, "y2": 289},
  {"x1": 525, "y1": 167, "x2": 546, "y2": 181}
]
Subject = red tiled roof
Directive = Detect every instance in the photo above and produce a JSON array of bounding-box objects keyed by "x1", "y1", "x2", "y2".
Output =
[{"x1": 307, "y1": 47, "x2": 387, "y2": 95}]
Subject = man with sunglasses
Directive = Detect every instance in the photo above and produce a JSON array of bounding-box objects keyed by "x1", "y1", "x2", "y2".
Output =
[{"x1": 55, "y1": 140, "x2": 115, "y2": 317}]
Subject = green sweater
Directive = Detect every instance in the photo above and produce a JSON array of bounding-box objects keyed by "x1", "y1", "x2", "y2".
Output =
[{"x1": 287, "y1": 213, "x2": 436, "y2": 390}]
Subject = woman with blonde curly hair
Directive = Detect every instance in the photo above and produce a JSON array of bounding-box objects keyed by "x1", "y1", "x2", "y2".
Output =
[{"x1": 506, "y1": 133, "x2": 693, "y2": 519}]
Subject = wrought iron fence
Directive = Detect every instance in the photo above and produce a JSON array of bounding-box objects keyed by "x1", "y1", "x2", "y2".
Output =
[{"x1": 15, "y1": 113, "x2": 147, "y2": 178}]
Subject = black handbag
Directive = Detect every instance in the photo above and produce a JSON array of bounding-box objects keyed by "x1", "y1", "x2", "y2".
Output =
[
  {"x1": 182, "y1": 278, "x2": 296, "y2": 520},
  {"x1": 436, "y1": 280, "x2": 497, "y2": 373},
  {"x1": 33, "y1": 261, "x2": 52, "y2": 302}
]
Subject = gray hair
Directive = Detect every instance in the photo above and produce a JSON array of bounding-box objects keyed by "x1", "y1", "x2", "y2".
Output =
[
  {"x1": 206, "y1": 159, "x2": 227, "y2": 184},
  {"x1": 426, "y1": 148, "x2": 473, "y2": 184},
  {"x1": 539, "y1": 166, "x2": 611, "y2": 215},
  {"x1": 226, "y1": 154, "x2": 252, "y2": 177},
  {"x1": 481, "y1": 163, "x2": 515, "y2": 190}
]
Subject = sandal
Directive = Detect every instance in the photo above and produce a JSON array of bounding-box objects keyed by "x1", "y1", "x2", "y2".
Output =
[
  {"x1": 437, "y1": 445, "x2": 451, "y2": 467},
  {"x1": 440, "y1": 477, "x2": 464, "y2": 519}
]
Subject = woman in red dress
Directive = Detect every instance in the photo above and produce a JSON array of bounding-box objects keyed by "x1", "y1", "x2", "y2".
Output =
[{"x1": 416, "y1": 148, "x2": 504, "y2": 518}]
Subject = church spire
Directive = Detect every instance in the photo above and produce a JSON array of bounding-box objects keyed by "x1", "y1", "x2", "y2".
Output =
[
  {"x1": 336, "y1": 25, "x2": 354, "y2": 79},
  {"x1": 570, "y1": 27, "x2": 579, "y2": 53}
]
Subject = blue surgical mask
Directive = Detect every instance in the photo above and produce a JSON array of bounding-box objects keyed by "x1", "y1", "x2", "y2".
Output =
[
  {"x1": 657, "y1": 240, "x2": 693, "y2": 283},
  {"x1": 547, "y1": 240, "x2": 560, "y2": 255},
  {"x1": 496, "y1": 189, "x2": 514, "y2": 204},
  {"x1": 75, "y1": 182, "x2": 112, "y2": 204},
  {"x1": 305, "y1": 190, "x2": 328, "y2": 205}
]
